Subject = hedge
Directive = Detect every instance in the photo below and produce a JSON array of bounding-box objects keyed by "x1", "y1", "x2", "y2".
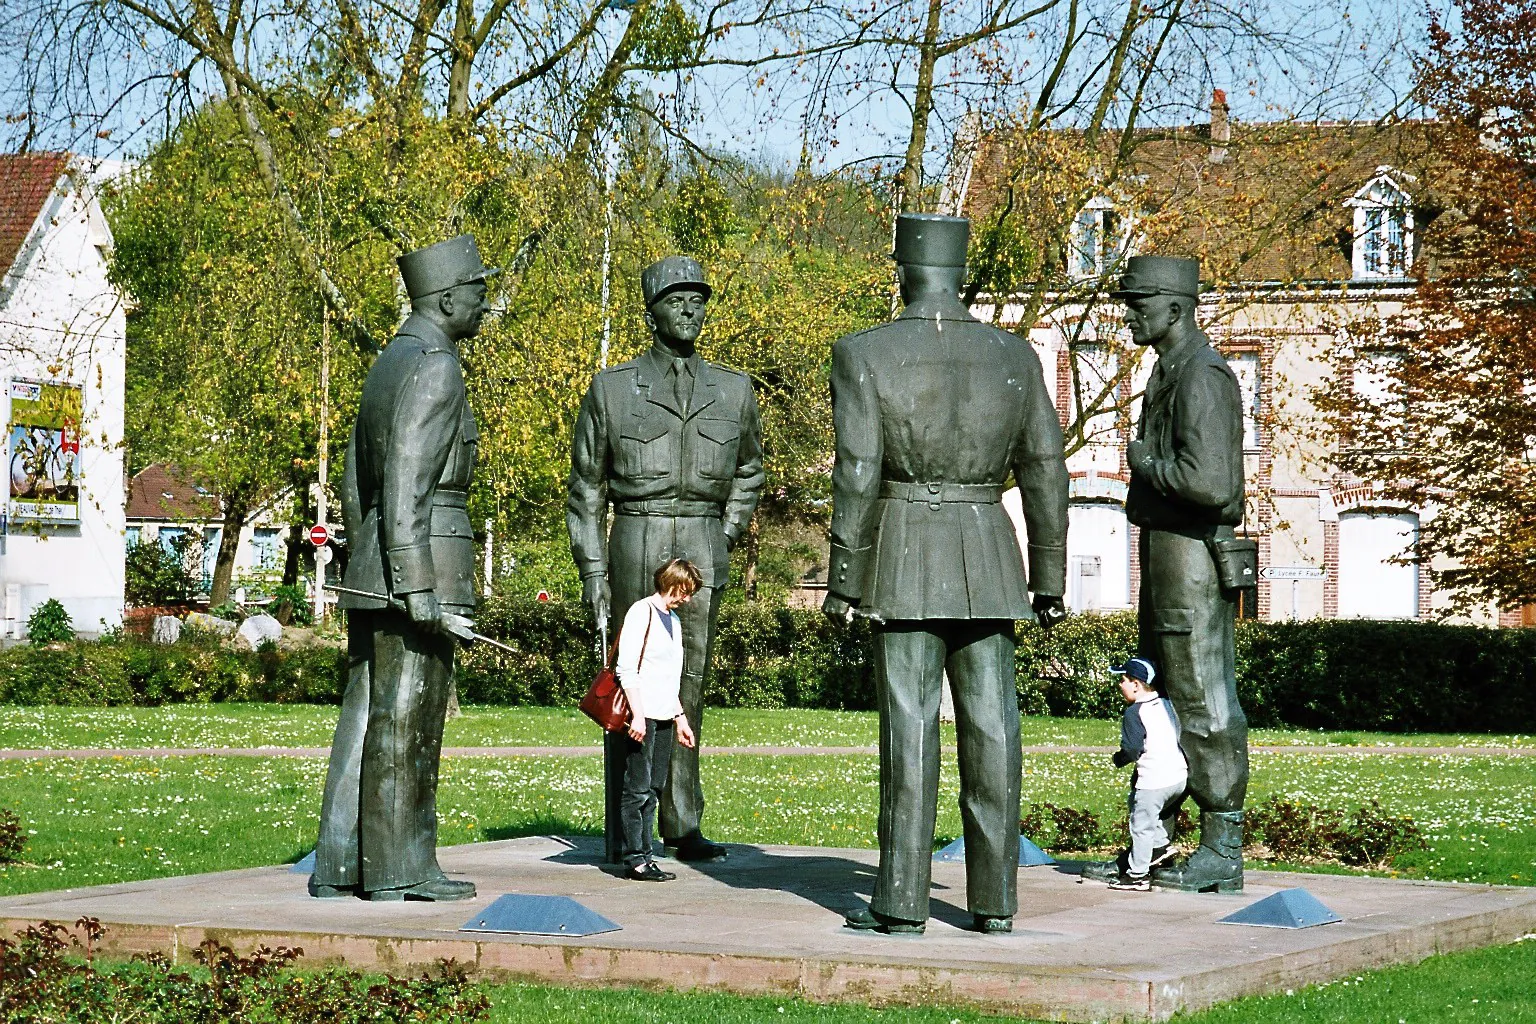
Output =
[{"x1": 3, "y1": 601, "x2": 1534, "y2": 732}]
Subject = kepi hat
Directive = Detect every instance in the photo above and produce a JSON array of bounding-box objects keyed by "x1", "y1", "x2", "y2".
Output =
[
  {"x1": 642, "y1": 256, "x2": 712, "y2": 306},
  {"x1": 398, "y1": 234, "x2": 499, "y2": 301},
  {"x1": 892, "y1": 213, "x2": 969, "y2": 267},
  {"x1": 1109, "y1": 255, "x2": 1201, "y2": 301}
]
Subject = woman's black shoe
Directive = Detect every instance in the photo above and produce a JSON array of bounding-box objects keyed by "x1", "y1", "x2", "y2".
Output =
[{"x1": 626, "y1": 860, "x2": 676, "y2": 882}]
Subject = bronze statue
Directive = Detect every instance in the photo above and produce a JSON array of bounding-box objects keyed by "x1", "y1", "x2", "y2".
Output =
[
  {"x1": 825, "y1": 213, "x2": 1069, "y2": 935},
  {"x1": 568, "y1": 255, "x2": 765, "y2": 864},
  {"x1": 309, "y1": 234, "x2": 494, "y2": 902},
  {"x1": 1085, "y1": 254, "x2": 1251, "y2": 893}
]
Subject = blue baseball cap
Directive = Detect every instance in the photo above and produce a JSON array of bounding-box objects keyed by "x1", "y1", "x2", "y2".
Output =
[{"x1": 1110, "y1": 657, "x2": 1156, "y2": 685}]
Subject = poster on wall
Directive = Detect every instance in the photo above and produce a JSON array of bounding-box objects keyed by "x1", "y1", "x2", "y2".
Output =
[{"x1": 8, "y1": 378, "x2": 82, "y2": 524}]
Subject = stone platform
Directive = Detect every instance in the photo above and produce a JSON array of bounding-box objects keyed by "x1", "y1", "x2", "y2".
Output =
[{"x1": 2, "y1": 838, "x2": 1532, "y2": 1021}]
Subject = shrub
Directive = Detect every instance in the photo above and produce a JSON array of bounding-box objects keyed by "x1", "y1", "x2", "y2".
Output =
[
  {"x1": 0, "y1": 809, "x2": 25, "y2": 864},
  {"x1": 1333, "y1": 800, "x2": 1429, "y2": 868},
  {"x1": 0, "y1": 918, "x2": 489, "y2": 1022},
  {"x1": 0, "y1": 631, "x2": 345, "y2": 706},
  {"x1": 124, "y1": 538, "x2": 196, "y2": 606},
  {"x1": 1245, "y1": 796, "x2": 1345, "y2": 860},
  {"x1": 1244, "y1": 795, "x2": 1428, "y2": 868},
  {"x1": 1014, "y1": 611, "x2": 1138, "y2": 717},
  {"x1": 267, "y1": 584, "x2": 313, "y2": 627},
  {"x1": 1020, "y1": 802, "x2": 1111, "y2": 852},
  {"x1": 25, "y1": 599, "x2": 73, "y2": 644}
]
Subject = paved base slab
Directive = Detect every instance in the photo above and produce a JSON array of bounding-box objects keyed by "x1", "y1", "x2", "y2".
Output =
[{"x1": 1, "y1": 838, "x2": 1532, "y2": 1021}]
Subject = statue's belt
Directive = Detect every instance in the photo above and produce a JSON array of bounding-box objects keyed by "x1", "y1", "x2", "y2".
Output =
[
  {"x1": 880, "y1": 481, "x2": 1003, "y2": 507},
  {"x1": 432, "y1": 489, "x2": 469, "y2": 509},
  {"x1": 613, "y1": 499, "x2": 725, "y2": 518}
]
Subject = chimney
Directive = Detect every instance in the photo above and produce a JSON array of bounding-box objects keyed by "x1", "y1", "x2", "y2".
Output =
[{"x1": 1209, "y1": 88, "x2": 1230, "y2": 164}]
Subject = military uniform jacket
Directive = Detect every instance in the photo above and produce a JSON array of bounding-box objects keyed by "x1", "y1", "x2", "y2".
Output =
[
  {"x1": 567, "y1": 344, "x2": 765, "y2": 591},
  {"x1": 339, "y1": 313, "x2": 478, "y2": 613},
  {"x1": 1125, "y1": 331, "x2": 1244, "y2": 531},
  {"x1": 827, "y1": 296, "x2": 1069, "y2": 620}
]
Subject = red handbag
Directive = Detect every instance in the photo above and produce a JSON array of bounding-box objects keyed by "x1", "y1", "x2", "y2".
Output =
[{"x1": 579, "y1": 612, "x2": 652, "y2": 732}]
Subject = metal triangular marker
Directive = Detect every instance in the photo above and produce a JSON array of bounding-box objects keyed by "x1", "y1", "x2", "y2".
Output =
[
  {"x1": 1218, "y1": 888, "x2": 1342, "y2": 929},
  {"x1": 289, "y1": 850, "x2": 316, "y2": 874},
  {"x1": 933, "y1": 836, "x2": 1055, "y2": 866},
  {"x1": 461, "y1": 894, "x2": 622, "y2": 936}
]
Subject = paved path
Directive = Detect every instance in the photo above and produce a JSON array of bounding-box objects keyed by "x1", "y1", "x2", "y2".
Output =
[{"x1": 2, "y1": 743, "x2": 1533, "y2": 760}]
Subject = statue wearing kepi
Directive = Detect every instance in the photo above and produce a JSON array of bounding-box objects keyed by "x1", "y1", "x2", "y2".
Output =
[
  {"x1": 567, "y1": 256, "x2": 765, "y2": 864},
  {"x1": 825, "y1": 214, "x2": 1069, "y2": 936},
  {"x1": 1083, "y1": 254, "x2": 1253, "y2": 893},
  {"x1": 308, "y1": 235, "x2": 495, "y2": 902}
]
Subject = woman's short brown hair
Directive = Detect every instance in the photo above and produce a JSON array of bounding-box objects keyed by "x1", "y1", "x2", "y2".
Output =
[{"x1": 654, "y1": 558, "x2": 704, "y2": 596}]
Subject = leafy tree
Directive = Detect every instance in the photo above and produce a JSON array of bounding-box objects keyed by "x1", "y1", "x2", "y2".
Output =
[{"x1": 1316, "y1": 0, "x2": 1536, "y2": 613}]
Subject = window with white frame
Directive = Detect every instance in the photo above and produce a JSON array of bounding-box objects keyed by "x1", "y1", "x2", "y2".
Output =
[
  {"x1": 1225, "y1": 350, "x2": 1261, "y2": 451},
  {"x1": 1351, "y1": 347, "x2": 1407, "y2": 449},
  {"x1": 1070, "y1": 341, "x2": 1121, "y2": 446},
  {"x1": 1347, "y1": 170, "x2": 1414, "y2": 279},
  {"x1": 1337, "y1": 509, "x2": 1419, "y2": 618},
  {"x1": 1071, "y1": 198, "x2": 1125, "y2": 279}
]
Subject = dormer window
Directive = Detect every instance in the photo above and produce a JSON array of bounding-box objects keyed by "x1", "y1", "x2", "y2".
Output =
[
  {"x1": 1071, "y1": 197, "x2": 1126, "y2": 279},
  {"x1": 1347, "y1": 169, "x2": 1414, "y2": 279}
]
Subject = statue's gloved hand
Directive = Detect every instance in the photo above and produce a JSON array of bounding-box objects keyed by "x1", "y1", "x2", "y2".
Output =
[
  {"x1": 404, "y1": 590, "x2": 444, "y2": 633},
  {"x1": 583, "y1": 575, "x2": 611, "y2": 626},
  {"x1": 1032, "y1": 594, "x2": 1067, "y2": 632},
  {"x1": 821, "y1": 591, "x2": 857, "y2": 626},
  {"x1": 1127, "y1": 439, "x2": 1153, "y2": 473}
]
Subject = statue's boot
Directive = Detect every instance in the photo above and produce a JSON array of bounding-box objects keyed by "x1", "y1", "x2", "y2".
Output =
[
  {"x1": 1080, "y1": 849, "x2": 1130, "y2": 884},
  {"x1": 1152, "y1": 811, "x2": 1244, "y2": 893},
  {"x1": 1080, "y1": 844, "x2": 1175, "y2": 884}
]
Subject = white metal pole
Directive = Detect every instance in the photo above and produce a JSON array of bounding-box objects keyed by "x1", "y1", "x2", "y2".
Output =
[
  {"x1": 598, "y1": 133, "x2": 617, "y2": 369},
  {"x1": 315, "y1": 311, "x2": 330, "y2": 623},
  {"x1": 483, "y1": 517, "x2": 493, "y2": 598}
]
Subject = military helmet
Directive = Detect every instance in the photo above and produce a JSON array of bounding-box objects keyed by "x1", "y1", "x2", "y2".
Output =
[
  {"x1": 1109, "y1": 255, "x2": 1201, "y2": 301},
  {"x1": 397, "y1": 234, "x2": 499, "y2": 301},
  {"x1": 892, "y1": 213, "x2": 969, "y2": 268},
  {"x1": 642, "y1": 256, "x2": 712, "y2": 306}
]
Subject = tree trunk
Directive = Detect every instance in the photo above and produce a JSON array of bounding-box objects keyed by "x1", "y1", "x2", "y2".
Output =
[
  {"x1": 894, "y1": 0, "x2": 946, "y2": 213},
  {"x1": 742, "y1": 516, "x2": 762, "y2": 601},
  {"x1": 209, "y1": 502, "x2": 248, "y2": 607}
]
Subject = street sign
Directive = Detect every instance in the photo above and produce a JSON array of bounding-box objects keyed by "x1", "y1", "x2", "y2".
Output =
[
  {"x1": 1260, "y1": 565, "x2": 1325, "y2": 581},
  {"x1": 536, "y1": 590, "x2": 551, "y2": 602},
  {"x1": 309, "y1": 524, "x2": 329, "y2": 547},
  {"x1": 314, "y1": 545, "x2": 333, "y2": 564}
]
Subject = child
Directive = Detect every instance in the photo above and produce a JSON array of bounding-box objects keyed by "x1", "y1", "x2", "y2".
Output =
[
  {"x1": 613, "y1": 558, "x2": 702, "y2": 881},
  {"x1": 1105, "y1": 657, "x2": 1187, "y2": 891}
]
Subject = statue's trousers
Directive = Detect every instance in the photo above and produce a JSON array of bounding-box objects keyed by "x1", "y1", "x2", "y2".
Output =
[
  {"x1": 1137, "y1": 528, "x2": 1249, "y2": 812},
  {"x1": 313, "y1": 608, "x2": 455, "y2": 891},
  {"x1": 871, "y1": 620, "x2": 1020, "y2": 922}
]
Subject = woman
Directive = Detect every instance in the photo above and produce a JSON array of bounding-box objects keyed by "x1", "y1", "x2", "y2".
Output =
[{"x1": 613, "y1": 557, "x2": 702, "y2": 880}]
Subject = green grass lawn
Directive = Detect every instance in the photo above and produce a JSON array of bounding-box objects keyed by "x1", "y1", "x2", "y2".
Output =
[{"x1": 2, "y1": 703, "x2": 1531, "y2": 751}]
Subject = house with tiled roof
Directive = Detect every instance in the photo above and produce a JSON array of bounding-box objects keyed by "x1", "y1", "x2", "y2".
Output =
[
  {"x1": 124, "y1": 463, "x2": 309, "y2": 597},
  {"x1": 0, "y1": 152, "x2": 127, "y2": 637},
  {"x1": 954, "y1": 94, "x2": 1487, "y2": 624}
]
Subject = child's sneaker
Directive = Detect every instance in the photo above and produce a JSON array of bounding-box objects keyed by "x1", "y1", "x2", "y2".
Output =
[
  {"x1": 1149, "y1": 845, "x2": 1177, "y2": 868},
  {"x1": 1108, "y1": 873, "x2": 1151, "y2": 891}
]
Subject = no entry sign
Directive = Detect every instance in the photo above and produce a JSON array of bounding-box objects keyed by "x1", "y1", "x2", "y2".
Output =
[{"x1": 309, "y1": 524, "x2": 330, "y2": 547}]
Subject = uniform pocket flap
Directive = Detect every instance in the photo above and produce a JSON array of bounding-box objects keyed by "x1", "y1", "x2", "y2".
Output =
[
  {"x1": 620, "y1": 416, "x2": 669, "y2": 443},
  {"x1": 695, "y1": 418, "x2": 738, "y2": 444},
  {"x1": 1151, "y1": 608, "x2": 1194, "y2": 634}
]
